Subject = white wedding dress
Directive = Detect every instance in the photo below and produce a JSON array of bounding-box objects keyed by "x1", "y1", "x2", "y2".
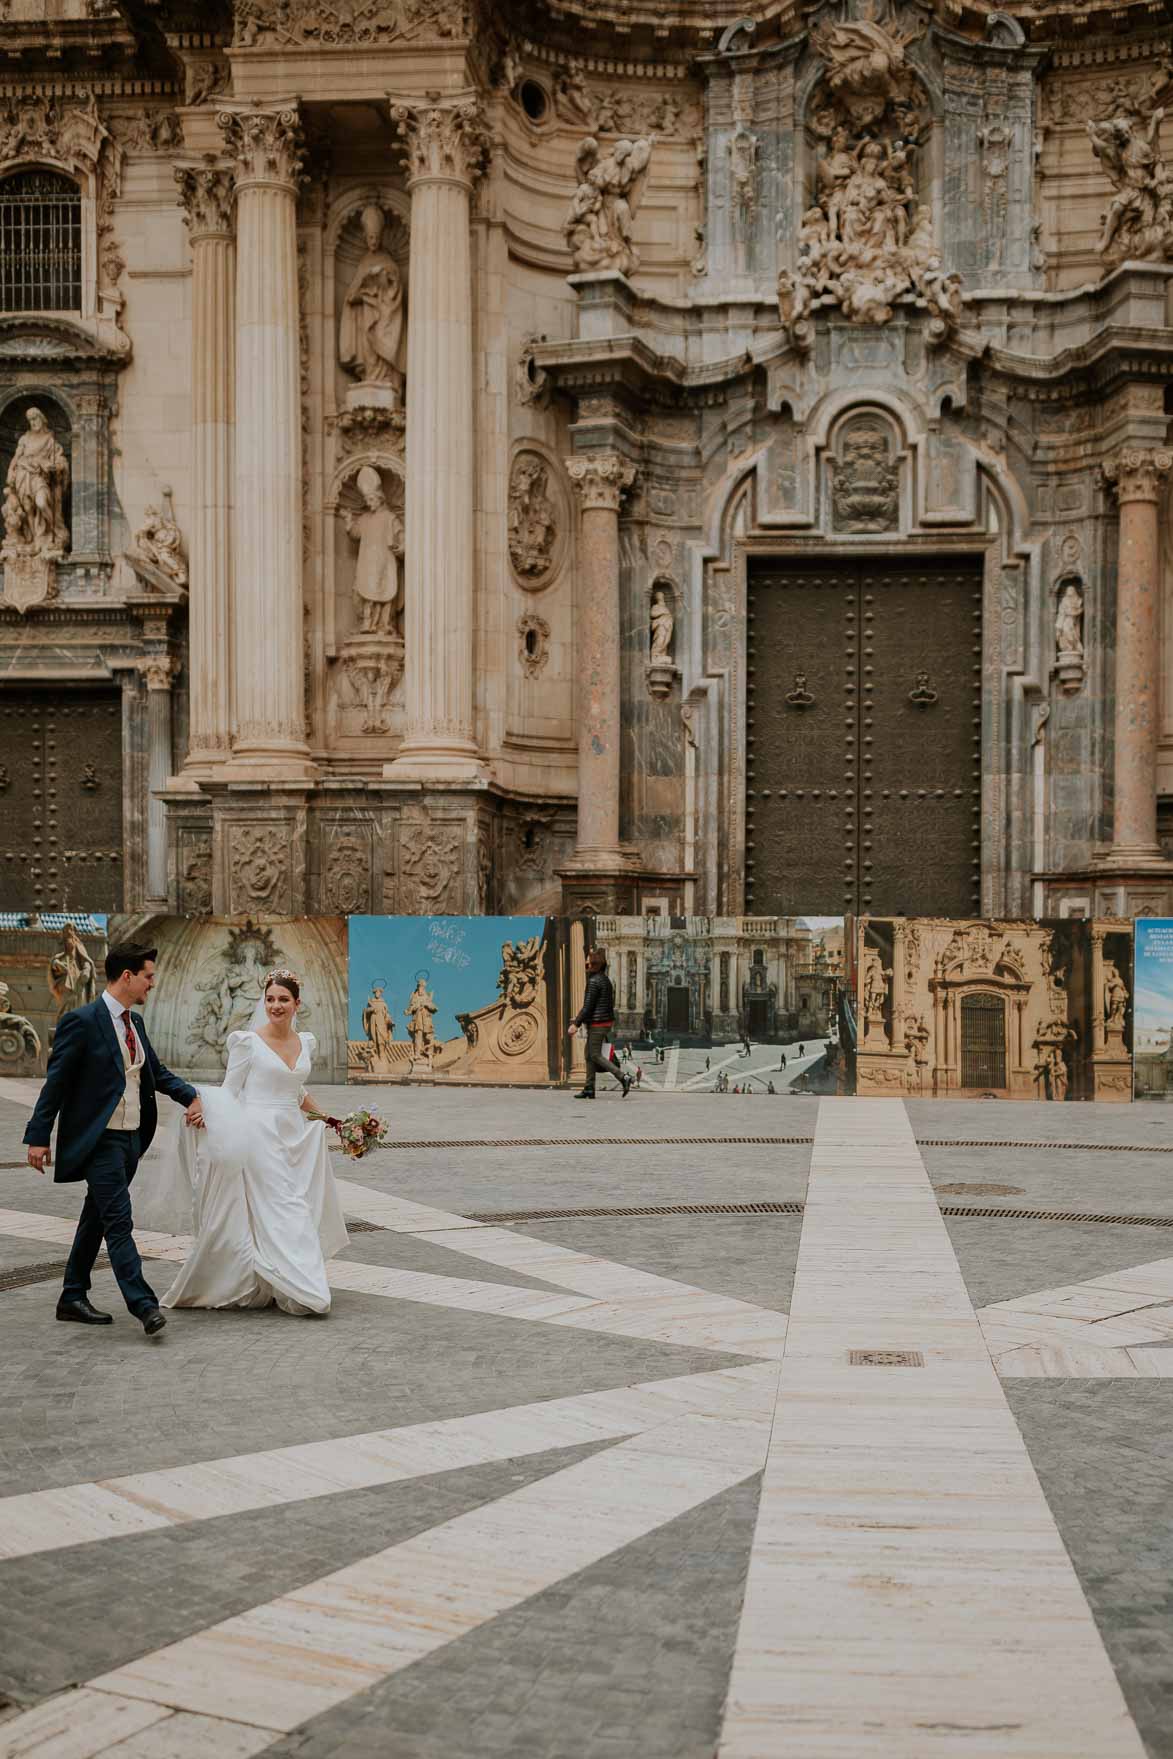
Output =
[{"x1": 157, "y1": 1029, "x2": 349, "y2": 1316}]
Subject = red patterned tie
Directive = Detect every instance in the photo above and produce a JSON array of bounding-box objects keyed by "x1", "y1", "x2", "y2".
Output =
[{"x1": 122, "y1": 1010, "x2": 138, "y2": 1064}]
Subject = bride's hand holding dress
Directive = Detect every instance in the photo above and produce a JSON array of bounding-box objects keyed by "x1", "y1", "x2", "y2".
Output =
[{"x1": 160, "y1": 1027, "x2": 349, "y2": 1316}]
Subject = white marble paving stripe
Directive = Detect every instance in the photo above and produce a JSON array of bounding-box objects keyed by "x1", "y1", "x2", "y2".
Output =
[
  {"x1": 0, "y1": 1205, "x2": 785, "y2": 1357},
  {"x1": 0, "y1": 1364, "x2": 775, "y2": 1563},
  {"x1": 976, "y1": 1255, "x2": 1173, "y2": 1374},
  {"x1": 0, "y1": 1694, "x2": 272, "y2": 1759},
  {"x1": 0, "y1": 1380, "x2": 776, "y2": 1751},
  {"x1": 718, "y1": 1098, "x2": 1145, "y2": 1759}
]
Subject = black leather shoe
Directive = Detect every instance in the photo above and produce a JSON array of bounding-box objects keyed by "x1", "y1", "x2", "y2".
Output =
[
  {"x1": 573, "y1": 1089, "x2": 595, "y2": 1099},
  {"x1": 56, "y1": 1296, "x2": 113, "y2": 1326},
  {"x1": 141, "y1": 1308, "x2": 167, "y2": 1336}
]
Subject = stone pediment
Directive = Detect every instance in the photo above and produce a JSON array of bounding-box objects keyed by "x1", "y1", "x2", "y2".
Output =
[{"x1": 0, "y1": 315, "x2": 131, "y2": 366}]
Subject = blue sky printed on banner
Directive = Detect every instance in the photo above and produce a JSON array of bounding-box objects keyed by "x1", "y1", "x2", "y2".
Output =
[
  {"x1": 1134, "y1": 919, "x2": 1173, "y2": 1034},
  {"x1": 348, "y1": 917, "x2": 545, "y2": 1045}
]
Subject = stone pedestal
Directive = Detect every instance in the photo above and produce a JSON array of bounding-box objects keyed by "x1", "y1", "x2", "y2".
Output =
[
  {"x1": 218, "y1": 102, "x2": 314, "y2": 783},
  {"x1": 1099, "y1": 447, "x2": 1173, "y2": 868},
  {"x1": 140, "y1": 655, "x2": 177, "y2": 902},
  {"x1": 384, "y1": 96, "x2": 490, "y2": 784},
  {"x1": 559, "y1": 453, "x2": 642, "y2": 914},
  {"x1": 174, "y1": 160, "x2": 236, "y2": 781},
  {"x1": 0, "y1": 550, "x2": 58, "y2": 614}
]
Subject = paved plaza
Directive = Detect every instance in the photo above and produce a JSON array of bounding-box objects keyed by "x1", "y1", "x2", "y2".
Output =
[{"x1": 2, "y1": 1079, "x2": 1173, "y2": 1756}]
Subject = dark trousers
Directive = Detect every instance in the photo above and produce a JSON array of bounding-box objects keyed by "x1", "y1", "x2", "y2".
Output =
[
  {"x1": 583, "y1": 1026, "x2": 622, "y2": 1095},
  {"x1": 62, "y1": 1129, "x2": 158, "y2": 1318}
]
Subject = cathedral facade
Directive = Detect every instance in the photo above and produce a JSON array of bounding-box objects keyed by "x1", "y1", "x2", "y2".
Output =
[{"x1": 3, "y1": 0, "x2": 1173, "y2": 920}]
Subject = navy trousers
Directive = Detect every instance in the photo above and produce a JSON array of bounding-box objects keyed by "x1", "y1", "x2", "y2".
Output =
[{"x1": 62, "y1": 1129, "x2": 158, "y2": 1318}]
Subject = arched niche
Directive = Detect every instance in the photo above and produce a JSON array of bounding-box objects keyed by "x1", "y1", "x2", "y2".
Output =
[
  {"x1": 0, "y1": 390, "x2": 73, "y2": 548},
  {"x1": 324, "y1": 449, "x2": 406, "y2": 658},
  {"x1": 325, "y1": 187, "x2": 410, "y2": 421}
]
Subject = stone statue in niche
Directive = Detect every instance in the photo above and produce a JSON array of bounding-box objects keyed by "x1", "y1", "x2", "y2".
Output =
[
  {"x1": 339, "y1": 204, "x2": 406, "y2": 407},
  {"x1": 831, "y1": 423, "x2": 899, "y2": 532},
  {"x1": 2, "y1": 409, "x2": 69, "y2": 558},
  {"x1": 564, "y1": 135, "x2": 655, "y2": 277},
  {"x1": 649, "y1": 587, "x2": 674, "y2": 660},
  {"x1": 508, "y1": 455, "x2": 557, "y2": 584},
  {"x1": 1053, "y1": 579, "x2": 1085, "y2": 695},
  {"x1": 132, "y1": 487, "x2": 187, "y2": 589},
  {"x1": 1087, "y1": 104, "x2": 1173, "y2": 266},
  {"x1": 344, "y1": 465, "x2": 403, "y2": 637}
]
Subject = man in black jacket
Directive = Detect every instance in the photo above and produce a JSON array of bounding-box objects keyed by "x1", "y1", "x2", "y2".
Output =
[
  {"x1": 24, "y1": 943, "x2": 202, "y2": 1334},
  {"x1": 568, "y1": 950, "x2": 630, "y2": 1100}
]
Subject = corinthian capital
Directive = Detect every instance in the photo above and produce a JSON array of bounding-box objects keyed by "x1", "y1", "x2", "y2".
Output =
[
  {"x1": 565, "y1": 453, "x2": 637, "y2": 513},
  {"x1": 217, "y1": 102, "x2": 305, "y2": 191},
  {"x1": 1101, "y1": 447, "x2": 1173, "y2": 505},
  {"x1": 175, "y1": 159, "x2": 235, "y2": 239},
  {"x1": 388, "y1": 94, "x2": 490, "y2": 189}
]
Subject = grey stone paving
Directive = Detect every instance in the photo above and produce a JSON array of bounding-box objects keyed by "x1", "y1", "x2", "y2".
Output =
[
  {"x1": 0, "y1": 1266, "x2": 750, "y2": 1499},
  {"x1": 1006, "y1": 1383, "x2": 1173, "y2": 1759},
  {"x1": 522, "y1": 1214, "x2": 801, "y2": 1314},
  {"x1": 922, "y1": 1141, "x2": 1173, "y2": 1219},
  {"x1": 259, "y1": 1477, "x2": 762, "y2": 1759},
  {"x1": 943, "y1": 1215, "x2": 1173, "y2": 1310},
  {"x1": 0, "y1": 1443, "x2": 615, "y2": 1709}
]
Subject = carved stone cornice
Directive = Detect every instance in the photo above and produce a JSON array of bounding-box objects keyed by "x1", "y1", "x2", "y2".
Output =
[
  {"x1": 217, "y1": 102, "x2": 305, "y2": 192},
  {"x1": 1101, "y1": 447, "x2": 1173, "y2": 504},
  {"x1": 565, "y1": 453, "x2": 637, "y2": 512},
  {"x1": 388, "y1": 95, "x2": 491, "y2": 190},
  {"x1": 0, "y1": 313, "x2": 130, "y2": 366},
  {"x1": 175, "y1": 159, "x2": 235, "y2": 239}
]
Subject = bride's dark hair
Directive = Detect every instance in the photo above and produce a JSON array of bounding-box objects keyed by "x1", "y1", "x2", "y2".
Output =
[{"x1": 264, "y1": 969, "x2": 301, "y2": 1003}]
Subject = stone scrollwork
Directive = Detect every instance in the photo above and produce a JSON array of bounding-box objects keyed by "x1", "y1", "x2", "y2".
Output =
[
  {"x1": 564, "y1": 134, "x2": 656, "y2": 277},
  {"x1": 218, "y1": 103, "x2": 305, "y2": 190},
  {"x1": 517, "y1": 612, "x2": 551, "y2": 678},
  {"x1": 175, "y1": 160, "x2": 236, "y2": 239},
  {"x1": 1101, "y1": 447, "x2": 1173, "y2": 503},
  {"x1": 780, "y1": 1, "x2": 960, "y2": 346},
  {"x1": 389, "y1": 96, "x2": 490, "y2": 189},
  {"x1": 565, "y1": 452, "x2": 636, "y2": 513}
]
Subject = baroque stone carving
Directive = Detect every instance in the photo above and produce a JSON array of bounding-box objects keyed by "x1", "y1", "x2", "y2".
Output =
[
  {"x1": 323, "y1": 830, "x2": 371, "y2": 913},
  {"x1": 515, "y1": 338, "x2": 550, "y2": 409},
  {"x1": 1102, "y1": 447, "x2": 1173, "y2": 503},
  {"x1": 399, "y1": 825, "x2": 460, "y2": 911},
  {"x1": 508, "y1": 454, "x2": 558, "y2": 584},
  {"x1": 780, "y1": 4, "x2": 960, "y2": 344},
  {"x1": 1087, "y1": 102, "x2": 1173, "y2": 266},
  {"x1": 176, "y1": 161, "x2": 235, "y2": 237},
  {"x1": 552, "y1": 67, "x2": 694, "y2": 139},
  {"x1": 0, "y1": 983, "x2": 40, "y2": 1067},
  {"x1": 110, "y1": 109, "x2": 183, "y2": 155},
  {"x1": 339, "y1": 204, "x2": 406, "y2": 405},
  {"x1": 131, "y1": 488, "x2": 187, "y2": 589},
  {"x1": 179, "y1": 832, "x2": 213, "y2": 914},
  {"x1": 190, "y1": 918, "x2": 291, "y2": 1054},
  {"x1": 340, "y1": 641, "x2": 404, "y2": 734},
  {"x1": 830, "y1": 419, "x2": 899, "y2": 532},
  {"x1": 48, "y1": 922, "x2": 99, "y2": 1021},
  {"x1": 650, "y1": 585, "x2": 674, "y2": 662},
  {"x1": 334, "y1": 406, "x2": 406, "y2": 455},
  {"x1": 344, "y1": 465, "x2": 403, "y2": 635},
  {"x1": 228, "y1": 826, "x2": 290, "y2": 913},
  {"x1": 0, "y1": 90, "x2": 107, "y2": 170},
  {"x1": 361, "y1": 984, "x2": 395, "y2": 1062},
  {"x1": 389, "y1": 97, "x2": 490, "y2": 188},
  {"x1": 564, "y1": 135, "x2": 655, "y2": 276},
  {"x1": 186, "y1": 56, "x2": 231, "y2": 107},
  {"x1": 234, "y1": 0, "x2": 468, "y2": 47},
  {"x1": 517, "y1": 612, "x2": 550, "y2": 678},
  {"x1": 498, "y1": 935, "x2": 542, "y2": 1009},
  {"x1": 218, "y1": 104, "x2": 305, "y2": 189}
]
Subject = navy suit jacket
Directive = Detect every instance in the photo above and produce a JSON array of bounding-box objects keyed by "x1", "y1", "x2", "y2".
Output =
[{"x1": 23, "y1": 999, "x2": 197, "y2": 1183}]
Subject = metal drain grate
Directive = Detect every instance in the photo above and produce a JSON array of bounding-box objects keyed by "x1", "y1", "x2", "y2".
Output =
[
  {"x1": 919, "y1": 1139, "x2": 1173, "y2": 1154},
  {"x1": 0, "y1": 1258, "x2": 71, "y2": 1292},
  {"x1": 940, "y1": 1204, "x2": 1173, "y2": 1227},
  {"x1": 468, "y1": 1199, "x2": 805, "y2": 1223},
  {"x1": 849, "y1": 1349, "x2": 924, "y2": 1368}
]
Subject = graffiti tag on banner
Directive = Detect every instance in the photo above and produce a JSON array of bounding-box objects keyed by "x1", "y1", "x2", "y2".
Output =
[{"x1": 427, "y1": 917, "x2": 471, "y2": 968}]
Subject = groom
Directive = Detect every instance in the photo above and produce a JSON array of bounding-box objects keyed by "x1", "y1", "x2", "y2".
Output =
[{"x1": 24, "y1": 943, "x2": 203, "y2": 1336}]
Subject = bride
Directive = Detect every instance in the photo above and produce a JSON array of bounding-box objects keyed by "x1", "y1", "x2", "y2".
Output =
[{"x1": 142, "y1": 968, "x2": 349, "y2": 1316}]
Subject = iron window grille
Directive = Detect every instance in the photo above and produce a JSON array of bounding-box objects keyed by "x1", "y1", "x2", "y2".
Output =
[{"x1": 0, "y1": 170, "x2": 82, "y2": 313}]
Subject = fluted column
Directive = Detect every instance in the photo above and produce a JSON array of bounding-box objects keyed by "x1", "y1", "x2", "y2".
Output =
[
  {"x1": 139, "y1": 656, "x2": 178, "y2": 900},
  {"x1": 385, "y1": 95, "x2": 490, "y2": 781},
  {"x1": 1100, "y1": 447, "x2": 1172, "y2": 864},
  {"x1": 175, "y1": 160, "x2": 235, "y2": 779},
  {"x1": 218, "y1": 102, "x2": 312, "y2": 779},
  {"x1": 564, "y1": 454, "x2": 638, "y2": 868}
]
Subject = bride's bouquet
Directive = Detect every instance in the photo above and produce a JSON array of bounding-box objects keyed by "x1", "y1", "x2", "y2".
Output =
[{"x1": 313, "y1": 1107, "x2": 390, "y2": 1160}]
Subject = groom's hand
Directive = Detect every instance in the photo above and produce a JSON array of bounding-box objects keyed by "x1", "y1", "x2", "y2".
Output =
[
  {"x1": 184, "y1": 1098, "x2": 205, "y2": 1130},
  {"x1": 27, "y1": 1146, "x2": 51, "y2": 1174}
]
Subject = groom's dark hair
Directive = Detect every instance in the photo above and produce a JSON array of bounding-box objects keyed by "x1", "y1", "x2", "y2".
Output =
[{"x1": 105, "y1": 944, "x2": 157, "y2": 983}]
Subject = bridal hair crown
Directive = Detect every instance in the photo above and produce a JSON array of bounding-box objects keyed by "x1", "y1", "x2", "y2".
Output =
[{"x1": 264, "y1": 968, "x2": 300, "y2": 989}]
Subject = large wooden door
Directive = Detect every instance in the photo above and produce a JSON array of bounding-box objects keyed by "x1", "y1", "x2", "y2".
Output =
[
  {"x1": 0, "y1": 687, "x2": 123, "y2": 912},
  {"x1": 746, "y1": 557, "x2": 982, "y2": 915}
]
